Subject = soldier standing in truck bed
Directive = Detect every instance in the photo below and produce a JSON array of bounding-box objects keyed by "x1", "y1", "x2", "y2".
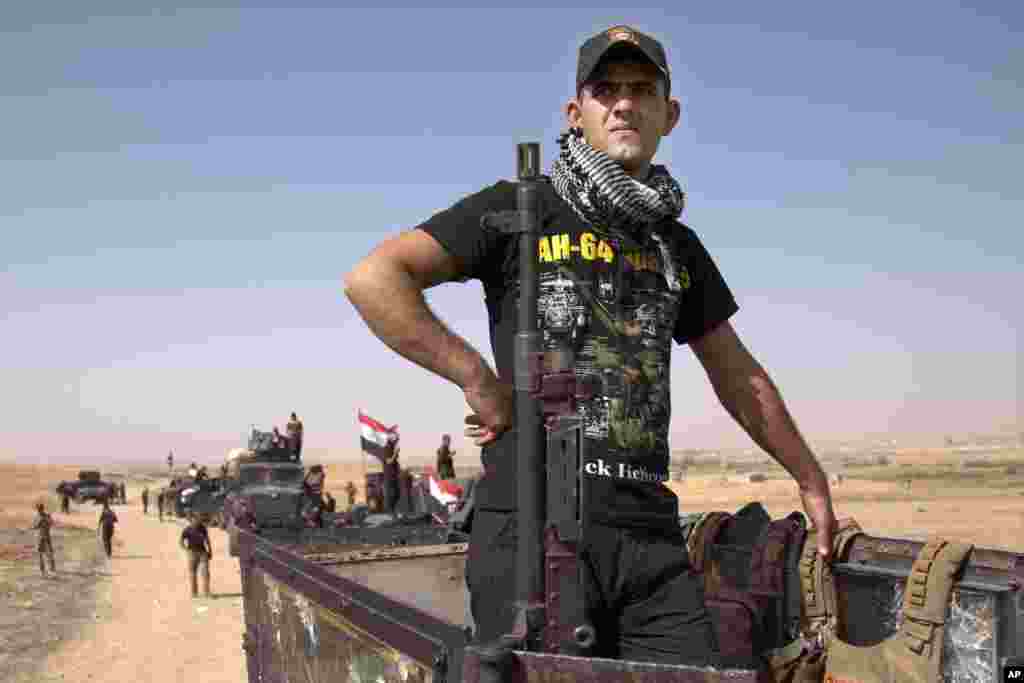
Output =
[
  {"x1": 287, "y1": 411, "x2": 304, "y2": 459},
  {"x1": 32, "y1": 502, "x2": 57, "y2": 577},
  {"x1": 382, "y1": 447, "x2": 402, "y2": 515},
  {"x1": 343, "y1": 23, "x2": 839, "y2": 665},
  {"x1": 436, "y1": 434, "x2": 456, "y2": 480}
]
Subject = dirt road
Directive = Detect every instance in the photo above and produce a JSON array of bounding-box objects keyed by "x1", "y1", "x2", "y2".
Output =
[{"x1": 39, "y1": 490, "x2": 246, "y2": 683}]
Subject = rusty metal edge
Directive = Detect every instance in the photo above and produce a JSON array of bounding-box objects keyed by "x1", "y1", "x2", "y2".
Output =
[
  {"x1": 462, "y1": 647, "x2": 760, "y2": 683},
  {"x1": 844, "y1": 534, "x2": 1024, "y2": 589},
  {"x1": 239, "y1": 528, "x2": 468, "y2": 682},
  {"x1": 307, "y1": 542, "x2": 469, "y2": 566}
]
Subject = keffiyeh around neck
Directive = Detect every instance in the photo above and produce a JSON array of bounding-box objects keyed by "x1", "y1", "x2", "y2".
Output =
[{"x1": 549, "y1": 127, "x2": 686, "y2": 291}]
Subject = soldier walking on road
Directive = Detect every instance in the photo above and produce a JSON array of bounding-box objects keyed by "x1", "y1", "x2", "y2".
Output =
[
  {"x1": 324, "y1": 491, "x2": 336, "y2": 513},
  {"x1": 344, "y1": 480, "x2": 357, "y2": 508},
  {"x1": 157, "y1": 488, "x2": 164, "y2": 521},
  {"x1": 98, "y1": 501, "x2": 118, "y2": 559},
  {"x1": 141, "y1": 487, "x2": 149, "y2": 515},
  {"x1": 180, "y1": 515, "x2": 213, "y2": 598},
  {"x1": 60, "y1": 490, "x2": 70, "y2": 514},
  {"x1": 32, "y1": 503, "x2": 57, "y2": 577}
]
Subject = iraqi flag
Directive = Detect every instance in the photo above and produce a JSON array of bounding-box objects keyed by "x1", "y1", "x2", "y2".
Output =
[
  {"x1": 423, "y1": 467, "x2": 463, "y2": 507},
  {"x1": 359, "y1": 411, "x2": 398, "y2": 462}
]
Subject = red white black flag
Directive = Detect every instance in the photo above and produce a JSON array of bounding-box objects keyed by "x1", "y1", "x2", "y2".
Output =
[{"x1": 358, "y1": 411, "x2": 398, "y2": 462}]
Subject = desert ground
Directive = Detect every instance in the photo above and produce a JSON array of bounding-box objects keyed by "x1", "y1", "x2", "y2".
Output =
[{"x1": 1, "y1": 445, "x2": 1022, "y2": 682}]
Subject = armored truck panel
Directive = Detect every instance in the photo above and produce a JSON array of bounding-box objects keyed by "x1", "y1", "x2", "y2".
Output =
[{"x1": 239, "y1": 511, "x2": 1024, "y2": 683}]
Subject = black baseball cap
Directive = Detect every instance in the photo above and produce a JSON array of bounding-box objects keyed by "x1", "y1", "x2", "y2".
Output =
[{"x1": 576, "y1": 25, "x2": 671, "y2": 96}]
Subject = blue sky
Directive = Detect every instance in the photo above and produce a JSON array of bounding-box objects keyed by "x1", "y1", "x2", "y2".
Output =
[{"x1": 2, "y1": 1, "x2": 1021, "y2": 463}]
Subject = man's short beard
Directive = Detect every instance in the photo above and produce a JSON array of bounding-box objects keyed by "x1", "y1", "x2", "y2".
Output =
[{"x1": 606, "y1": 141, "x2": 648, "y2": 172}]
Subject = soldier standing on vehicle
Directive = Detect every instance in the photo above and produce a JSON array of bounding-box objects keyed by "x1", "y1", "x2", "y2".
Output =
[
  {"x1": 167, "y1": 451, "x2": 174, "y2": 474},
  {"x1": 381, "y1": 447, "x2": 401, "y2": 515},
  {"x1": 180, "y1": 515, "x2": 213, "y2": 598},
  {"x1": 32, "y1": 502, "x2": 57, "y2": 577},
  {"x1": 98, "y1": 501, "x2": 118, "y2": 559},
  {"x1": 141, "y1": 487, "x2": 149, "y2": 515},
  {"x1": 343, "y1": 24, "x2": 837, "y2": 665},
  {"x1": 344, "y1": 480, "x2": 357, "y2": 508},
  {"x1": 436, "y1": 434, "x2": 456, "y2": 480},
  {"x1": 286, "y1": 411, "x2": 304, "y2": 459}
]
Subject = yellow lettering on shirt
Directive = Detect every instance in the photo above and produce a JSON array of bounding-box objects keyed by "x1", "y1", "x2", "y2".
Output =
[
  {"x1": 580, "y1": 232, "x2": 596, "y2": 260},
  {"x1": 538, "y1": 236, "x2": 552, "y2": 263},
  {"x1": 551, "y1": 233, "x2": 570, "y2": 261}
]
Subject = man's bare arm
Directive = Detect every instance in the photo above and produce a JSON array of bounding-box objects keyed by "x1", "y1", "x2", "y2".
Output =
[
  {"x1": 342, "y1": 229, "x2": 495, "y2": 391},
  {"x1": 691, "y1": 320, "x2": 836, "y2": 553},
  {"x1": 690, "y1": 321, "x2": 824, "y2": 483}
]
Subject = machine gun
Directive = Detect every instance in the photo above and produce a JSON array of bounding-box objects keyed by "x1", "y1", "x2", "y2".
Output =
[{"x1": 468, "y1": 143, "x2": 598, "y2": 681}]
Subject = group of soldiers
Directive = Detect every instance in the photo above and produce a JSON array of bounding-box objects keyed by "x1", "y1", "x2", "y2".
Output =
[
  {"x1": 370, "y1": 434, "x2": 458, "y2": 515},
  {"x1": 31, "y1": 498, "x2": 121, "y2": 577}
]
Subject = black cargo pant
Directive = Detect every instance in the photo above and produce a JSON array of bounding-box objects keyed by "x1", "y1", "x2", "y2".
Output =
[
  {"x1": 466, "y1": 510, "x2": 720, "y2": 666},
  {"x1": 101, "y1": 529, "x2": 114, "y2": 558}
]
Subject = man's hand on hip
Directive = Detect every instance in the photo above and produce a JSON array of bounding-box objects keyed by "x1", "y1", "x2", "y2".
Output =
[{"x1": 463, "y1": 373, "x2": 514, "y2": 446}]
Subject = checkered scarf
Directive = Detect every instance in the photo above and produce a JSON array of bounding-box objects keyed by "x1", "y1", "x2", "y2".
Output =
[{"x1": 550, "y1": 127, "x2": 685, "y2": 291}]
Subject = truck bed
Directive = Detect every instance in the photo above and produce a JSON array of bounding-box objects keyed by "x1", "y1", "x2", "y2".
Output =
[{"x1": 239, "y1": 521, "x2": 1024, "y2": 682}]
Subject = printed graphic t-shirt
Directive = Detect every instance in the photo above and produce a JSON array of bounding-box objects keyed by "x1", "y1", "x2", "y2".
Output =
[{"x1": 417, "y1": 179, "x2": 739, "y2": 531}]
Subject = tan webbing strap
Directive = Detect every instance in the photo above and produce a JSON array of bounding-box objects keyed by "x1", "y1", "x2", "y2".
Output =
[
  {"x1": 899, "y1": 538, "x2": 974, "y2": 655},
  {"x1": 688, "y1": 511, "x2": 732, "y2": 574},
  {"x1": 831, "y1": 520, "x2": 863, "y2": 562},
  {"x1": 798, "y1": 527, "x2": 826, "y2": 623},
  {"x1": 799, "y1": 519, "x2": 861, "y2": 629}
]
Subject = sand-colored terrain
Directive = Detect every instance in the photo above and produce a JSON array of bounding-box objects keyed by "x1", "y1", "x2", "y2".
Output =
[{"x1": 1, "y1": 446, "x2": 1021, "y2": 681}]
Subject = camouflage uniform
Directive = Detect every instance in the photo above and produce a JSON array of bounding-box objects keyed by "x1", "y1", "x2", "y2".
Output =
[{"x1": 32, "y1": 508, "x2": 56, "y2": 575}]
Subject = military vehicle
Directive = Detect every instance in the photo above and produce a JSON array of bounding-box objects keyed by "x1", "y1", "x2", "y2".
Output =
[
  {"x1": 178, "y1": 476, "x2": 228, "y2": 525},
  {"x1": 55, "y1": 470, "x2": 116, "y2": 504},
  {"x1": 163, "y1": 475, "x2": 198, "y2": 518},
  {"x1": 235, "y1": 145, "x2": 1023, "y2": 683},
  {"x1": 223, "y1": 428, "x2": 307, "y2": 556}
]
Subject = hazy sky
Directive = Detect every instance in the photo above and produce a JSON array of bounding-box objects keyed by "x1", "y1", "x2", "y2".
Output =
[{"x1": 2, "y1": 1, "x2": 1020, "y2": 463}]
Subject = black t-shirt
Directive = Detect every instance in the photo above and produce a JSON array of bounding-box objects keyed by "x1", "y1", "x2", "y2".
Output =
[
  {"x1": 181, "y1": 524, "x2": 210, "y2": 552},
  {"x1": 417, "y1": 179, "x2": 739, "y2": 531},
  {"x1": 99, "y1": 509, "x2": 118, "y2": 531}
]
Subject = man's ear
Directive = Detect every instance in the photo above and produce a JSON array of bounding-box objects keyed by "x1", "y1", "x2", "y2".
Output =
[
  {"x1": 664, "y1": 97, "x2": 682, "y2": 135},
  {"x1": 565, "y1": 97, "x2": 582, "y2": 129}
]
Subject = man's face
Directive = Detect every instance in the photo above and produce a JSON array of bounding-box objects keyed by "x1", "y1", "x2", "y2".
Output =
[{"x1": 566, "y1": 57, "x2": 680, "y2": 178}]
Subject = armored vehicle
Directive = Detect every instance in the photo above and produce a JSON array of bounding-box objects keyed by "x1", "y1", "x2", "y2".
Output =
[
  {"x1": 55, "y1": 470, "x2": 116, "y2": 504},
  {"x1": 223, "y1": 429, "x2": 307, "y2": 555},
  {"x1": 163, "y1": 475, "x2": 197, "y2": 518},
  {"x1": 179, "y1": 476, "x2": 228, "y2": 525}
]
